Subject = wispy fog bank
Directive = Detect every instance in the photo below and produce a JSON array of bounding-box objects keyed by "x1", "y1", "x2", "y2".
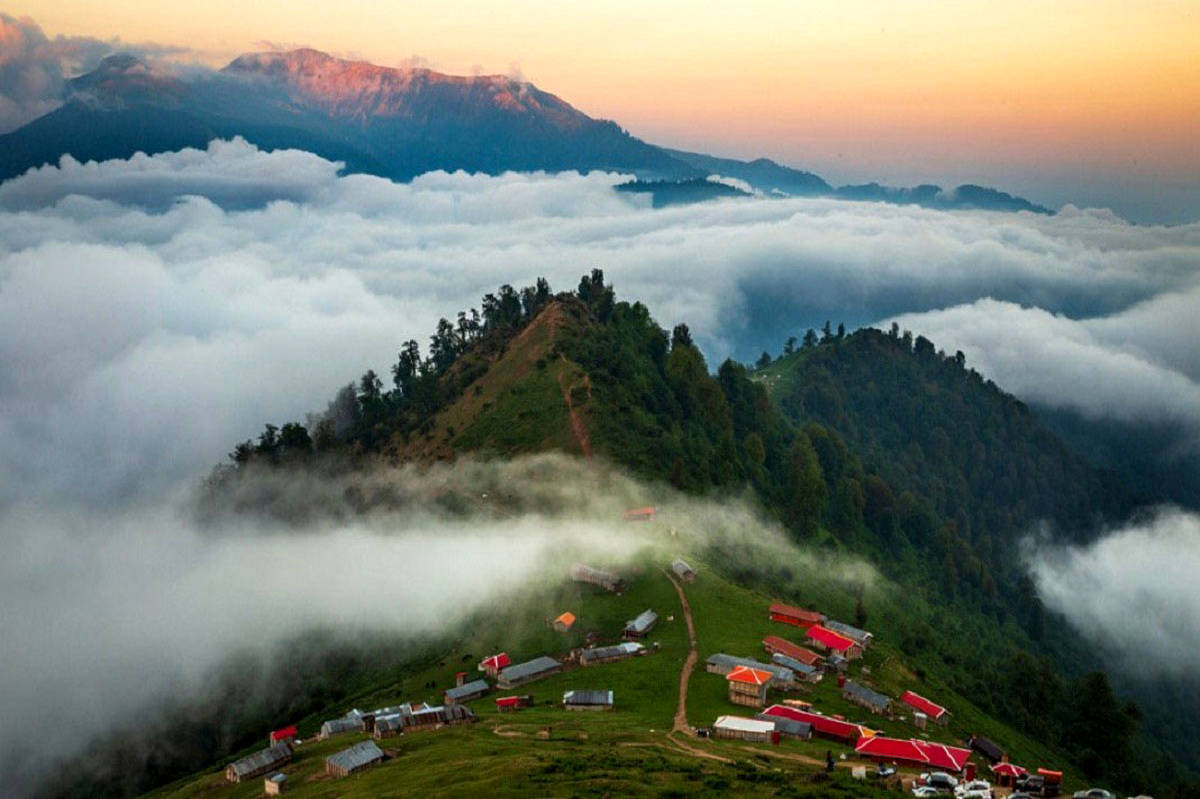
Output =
[
  {"x1": 1026, "y1": 507, "x2": 1200, "y2": 677},
  {"x1": 0, "y1": 454, "x2": 873, "y2": 793}
]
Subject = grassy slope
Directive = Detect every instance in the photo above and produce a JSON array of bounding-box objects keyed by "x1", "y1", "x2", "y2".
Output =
[
  {"x1": 146, "y1": 538, "x2": 1081, "y2": 798},
  {"x1": 392, "y1": 302, "x2": 591, "y2": 461}
]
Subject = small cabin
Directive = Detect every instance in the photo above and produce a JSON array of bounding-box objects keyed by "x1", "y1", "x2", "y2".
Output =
[
  {"x1": 726, "y1": 665, "x2": 772, "y2": 708},
  {"x1": 713, "y1": 715, "x2": 776, "y2": 743},
  {"x1": 325, "y1": 740, "x2": 384, "y2": 778},
  {"x1": 563, "y1": 689, "x2": 613, "y2": 711},
  {"x1": 553, "y1": 611, "x2": 577, "y2": 632},
  {"x1": 264, "y1": 772, "x2": 287, "y2": 795},
  {"x1": 671, "y1": 558, "x2": 696, "y2": 582},
  {"x1": 623, "y1": 609, "x2": 658, "y2": 639}
]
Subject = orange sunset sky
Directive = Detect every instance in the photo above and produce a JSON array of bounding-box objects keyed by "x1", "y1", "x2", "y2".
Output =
[{"x1": 8, "y1": 0, "x2": 1200, "y2": 221}]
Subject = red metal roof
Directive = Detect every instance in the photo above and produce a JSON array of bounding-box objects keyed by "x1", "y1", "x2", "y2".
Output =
[
  {"x1": 727, "y1": 665, "x2": 773, "y2": 686},
  {"x1": 761, "y1": 704, "x2": 864, "y2": 742},
  {"x1": 623, "y1": 507, "x2": 656, "y2": 521},
  {"x1": 479, "y1": 652, "x2": 511, "y2": 671},
  {"x1": 270, "y1": 725, "x2": 297, "y2": 741},
  {"x1": 901, "y1": 690, "x2": 948, "y2": 719},
  {"x1": 768, "y1": 603, "x2": 825, "y2": 624},
  {"x1": 495, "y1": 696, "x2": 520, "y2": 708},
  {"x1": 855, "y1": 736, "x2": 970, "y2": 772},
  {"x1": 992, "y1": 762, "x2": 1028, "y2": 777},
  {"x1": 763, "y1": 636, "x2": 823, "y2": 665},
  {"x1": 806, "y1": 624, "x2": 857, "y2": 652},
  {"x1": 912, "y1": 739, "x2": 972, "y2": 772},
  {"x1": 856, "y1": 735, "x2": 929, "y2": 763}
]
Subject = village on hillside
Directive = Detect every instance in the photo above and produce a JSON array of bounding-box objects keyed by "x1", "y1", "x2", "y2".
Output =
[{"x1": 209, "y1": 506, "x2": 1093, "y2": 798}]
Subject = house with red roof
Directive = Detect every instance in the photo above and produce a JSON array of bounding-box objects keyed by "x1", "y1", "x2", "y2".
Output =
[
  {"x1": 762, "y1": 636, "x2": 823, "y2": 666},
  {"x1": 855, "y1": 735, "x2": 971, "y2": 773},
  {"x1": 726, "y1": 665, "x2": 773, "y2": 708},
  {"x1": 806, "y1": 624, "x2": 863, "y2": 659},
  {"x1": 760, "y1": 704, "x2": 867, "y2": 743},
  {"x1": 768, "y1": 603, "x2": 826, "y2": 628},
  {"x1": 268, "y1": 725, "x2": 297, "y2": 747},
  {"x1": 479, "y1": 652, "x2": 511, "y2": 677},
  {"x1": 901, "y1": 690, "x2": 950, "y2": 725}
]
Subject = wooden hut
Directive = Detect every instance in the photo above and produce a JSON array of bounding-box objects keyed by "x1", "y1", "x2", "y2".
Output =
[
  {"x1": 325, "y1": 740, "x2": 384, "y2": 778},
  {"x1": 726, "y1": 665, "x2": 772, "y2": 708}
]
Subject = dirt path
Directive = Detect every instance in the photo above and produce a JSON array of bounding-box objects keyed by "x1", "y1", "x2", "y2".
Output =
[
  {"x1": 662, "y1": 568, "x2": 698, "y2": 735},
  {"x1": 557, "y1": 363, "x2": 592, "y2": 459}
]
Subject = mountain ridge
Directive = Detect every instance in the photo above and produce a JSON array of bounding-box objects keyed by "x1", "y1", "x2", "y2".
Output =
[{"x1": 0, "y1": 49, "x2": 1051, "y2": 213}]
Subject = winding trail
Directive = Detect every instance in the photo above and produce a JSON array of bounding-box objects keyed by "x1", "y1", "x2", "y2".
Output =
[
  {"x1": 662, "y1": 568, "x2": 698, "y2": 736},
  {"x1": 557, "y1": 364, "x2": 593, "y2": 459}
]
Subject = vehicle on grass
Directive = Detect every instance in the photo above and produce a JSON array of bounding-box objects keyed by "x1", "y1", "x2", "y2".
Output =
[
  {"x1": 913, "y1": 787, "x2": 943, "y2": 797},
  {"x1": 1072, "y1": 791, "x2": 1114, "y2": 799}
]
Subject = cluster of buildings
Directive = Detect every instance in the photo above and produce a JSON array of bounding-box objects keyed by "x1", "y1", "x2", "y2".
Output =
[{"x1": 707, "y1": 598, "x2": 1008, "y2": 785}]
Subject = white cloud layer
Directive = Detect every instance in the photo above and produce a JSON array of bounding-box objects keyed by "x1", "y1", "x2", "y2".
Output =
[
  {"x1": 1027, "y1": 507, "x2": 1200, "y2": 677},
  {"x1": 1, "y1": 137, "x2": 1199, "y2": 793},
  {"x1": 1, "y1": 139, "x2": 1198, "y2": 507}
]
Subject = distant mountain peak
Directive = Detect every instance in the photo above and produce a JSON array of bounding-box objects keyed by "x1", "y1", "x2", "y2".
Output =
[{"x1": 221, "y1": 48, "x2": 555, "y2": 121}]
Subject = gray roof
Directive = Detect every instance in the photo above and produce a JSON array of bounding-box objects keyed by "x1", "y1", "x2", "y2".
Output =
[
  {"x1": 228, "y1": 744, "x2": 291, "y2": 778},
  {"x1": 771, "y1": 653, "x2": 819, "y2": 676},
  {"x1": 825, "y1": 619, "x2": 872, "y2": 642},
  {"x1": 706, "y1": 653, "x2": 795, "y2": 684},
  {"x1": 377, "y1": 703, "x2": 476, "y2": 733},
  {"x1": 756, "y1": 713, "x2": 812, "y2": 737},
  {"x1": 624, "y1": 608, "x2": 658, "y2": 634},
  {"x1": 499, "y1": 655, "x2": 560, "y2": 683},
  {"x1": 563, "y1": 689, "x2": 613, "y2": 706},
  {"x1": 268, "y1": 773, "x2": 287, "y2": 784},
  {"x1": 326, "y1": 740, "x2": 384, "y2": 773},
  {"x1": 445, "y1": 679, "x2": 489, "y2": 701},
  {"x1": 843, "y1": 680, "x2": 891, "y2": 709},
  {"x1": 672, "y1": 559, "x2": 695, "y2": 575},
  {"x1": 570, "y1": 563, "x2": 621, "y2": 585},
  {"x1": 320, "y1": 716, "x2": 362, "y2": 736},
  {"x1": 581, "y1": 642, "x2": 644, "y2": 663}
]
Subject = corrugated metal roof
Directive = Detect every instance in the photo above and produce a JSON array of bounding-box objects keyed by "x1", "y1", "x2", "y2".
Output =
[
  {"x1": 755, "y1": 713, "x2": 811, "y2": 737},
  {"x1": 771, "y1": 653, "x2": 819, "y2": 675},
  {"x1": 570, "y1": 564, "x2": 621, "y2": 585},
  {"x1": 580, "y1": 642, "x2": 643, "y2": 663},
  {"x1": 228, "y1": 744, "x2": 291, "y2": 778},
  {"x1": 445, "y1": 679, "x2": 489, "y2": 701},
  {"x1": 319, "y1": 715, "x2": 362, "y2": 737},
  {"x1": 563, "y1": 689, "x2": 613, "y2": 706},
  {"x1": 714, "y1": 715, "x2": 775, "y2": 734},
  {"x1": 844, "y1": 680, "x2": 891, "y2": 709},
  {"x1": 826, "y1": 619, "x2": 872, "y2": 642},
  {"x1": 706, "y1": 653, "x2": 795, "y2": 684},
  {"x1": 624, "y1": 608, "x2": 658, "y2": 633},
  {"x1": 499, "y1": 656, "x2": 560, "y2": 682},
  {"x1": 326, "y1": 740, "x2": 384, "y2": 773},
  {"x1": 672, "y1": 559, "x2": 694, "y2": 576}
]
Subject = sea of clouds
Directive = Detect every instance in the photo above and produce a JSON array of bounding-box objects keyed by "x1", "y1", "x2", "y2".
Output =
[{"x1": 2, "y1": 137, "x2": 1199, "y2": 791}]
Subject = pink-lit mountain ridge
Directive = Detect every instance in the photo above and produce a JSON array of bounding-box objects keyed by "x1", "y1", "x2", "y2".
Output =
[{"x1": 0, "y1": 48, "x2": 1048, "y2": 212}]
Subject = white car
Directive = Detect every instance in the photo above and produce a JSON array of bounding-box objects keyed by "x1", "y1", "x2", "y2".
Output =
[
  {"x1": 918, "y1": 772, "x2": 960, "y2": 791},
  {"x1": 956, "y1": 780, "x2": 993, "y2": 798},
  {"x1": 912, "y1": 788, "x2": 942, "y2": 798}
]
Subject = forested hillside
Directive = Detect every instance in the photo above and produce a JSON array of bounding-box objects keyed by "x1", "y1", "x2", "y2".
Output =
[{"x1": 192, "y1": 273, "x2": 1198, "y2": 795}]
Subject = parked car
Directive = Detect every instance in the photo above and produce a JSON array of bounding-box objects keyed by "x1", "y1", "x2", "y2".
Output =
[
  {"x1": 956, "y1": 779, "x2": 993, "y2": 798},
  {"x1": 1073, "y1": 791, "x2": 1114, "y2": 799},
  {"x1": 918, "y1": 772, "x2": 960, "y2": 792},
  {"x1": 1009, "y1": 794, "x2": 1033, "y2": 799},
  {"x1": 1016, "y1": 775, "x2": 1062, "y2": 798},
  {"x1": 874, "y1": 764, "x2": 896, "y2": 778},
  {"x1": 913, "y1": 788, "x2": 942, "y2": 798}
]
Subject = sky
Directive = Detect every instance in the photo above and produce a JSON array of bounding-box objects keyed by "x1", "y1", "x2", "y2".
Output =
[{"x1": 2, "y1": 1, "x2": 1199, "y2": 221}]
